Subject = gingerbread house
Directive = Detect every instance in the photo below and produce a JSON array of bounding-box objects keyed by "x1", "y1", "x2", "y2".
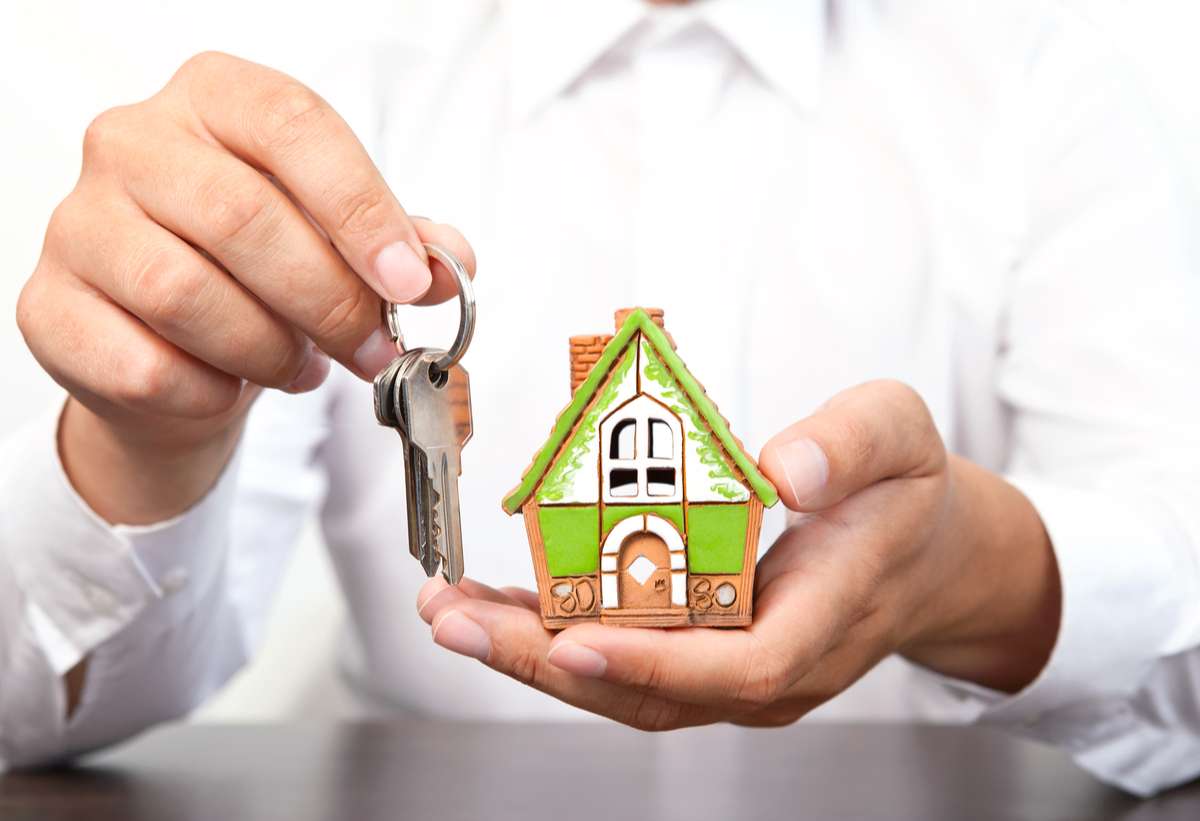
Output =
[{"x1": 502, "y1": 308, "x2": 778, "y2": 628}]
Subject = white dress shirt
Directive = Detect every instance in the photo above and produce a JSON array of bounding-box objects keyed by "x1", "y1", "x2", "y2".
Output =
[{"x1": 3, "y1": 0, "x2": 1199, "y2": 797}]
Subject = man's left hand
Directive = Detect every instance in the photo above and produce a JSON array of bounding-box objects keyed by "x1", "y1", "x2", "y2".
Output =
[{"x1": 416, "y1": 380, "x2": 1061, "y2": 730}]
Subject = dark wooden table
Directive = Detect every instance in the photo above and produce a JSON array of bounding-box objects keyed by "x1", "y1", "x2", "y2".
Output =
[{"x1": 3, "y1": 721, "x2": 1198, "y2": 820}]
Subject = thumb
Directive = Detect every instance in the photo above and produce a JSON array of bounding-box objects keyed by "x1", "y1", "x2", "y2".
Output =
[{"x1": 758, "y1": 380, "x2": 944, "y2": 512}]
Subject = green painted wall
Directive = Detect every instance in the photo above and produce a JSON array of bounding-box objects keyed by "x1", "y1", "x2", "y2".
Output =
[
  {"x1": 539, "y1": 502, "x2": 747, "y2": 577},
  {"x1": 538, "y1": 506, "x2": 600, "y2": 576},
  {"x1": 687, "y1": 504, "x2": 749, "y2": 573},
  {"x1": 601, "y1": 504, "x2": 684, "y2": 539}
]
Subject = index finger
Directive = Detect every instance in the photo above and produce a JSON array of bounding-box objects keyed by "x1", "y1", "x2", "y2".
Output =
[
  {"x1": 173, "y1": 52, "x2": 431, "y2": 305},
  {"x1": 420, "y1": 582, "x2": 722, "y2": 731}
]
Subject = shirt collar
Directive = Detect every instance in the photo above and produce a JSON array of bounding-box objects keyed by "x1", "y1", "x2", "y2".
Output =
[{"x1": 505, "y1": 0, "x2": 827, "y2": 121}]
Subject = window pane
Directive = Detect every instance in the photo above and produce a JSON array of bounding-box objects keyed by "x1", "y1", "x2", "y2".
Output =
[
  {"x1": 648, "y1": 419, "x2": 673, "y2": 459},
  {"x1": 646, "y1": 467, "x2": 676, "y2": 496},
  {"x1": 610, "y1": 419, "x2": 636, "y2": 460},
  {"x1": 609, "y1": 468, "x2": 638, "y2": 497}
]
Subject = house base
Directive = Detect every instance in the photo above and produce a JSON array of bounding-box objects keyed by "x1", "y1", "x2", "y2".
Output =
[{"x1": 541, "y1": 610, "x2": 752, "y2": 630}]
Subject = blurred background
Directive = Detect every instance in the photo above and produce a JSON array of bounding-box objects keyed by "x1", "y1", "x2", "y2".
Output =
[{"x1": 1, "y1": 0, "x2": 1197, "y2": 722}]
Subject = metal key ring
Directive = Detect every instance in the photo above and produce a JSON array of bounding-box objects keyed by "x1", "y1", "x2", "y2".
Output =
[{"x1": 384, "y1": 242, "x2": 475, "y2": 372}]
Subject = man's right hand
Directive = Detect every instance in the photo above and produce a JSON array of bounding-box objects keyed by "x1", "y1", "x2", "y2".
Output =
[{"x1": 15, "y1": 52, "x2": 476, "y2": 524}]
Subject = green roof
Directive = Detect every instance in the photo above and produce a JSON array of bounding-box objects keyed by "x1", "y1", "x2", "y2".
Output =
[{"x1": 502, "y1": 309, "x2": 778, "y2": 514}]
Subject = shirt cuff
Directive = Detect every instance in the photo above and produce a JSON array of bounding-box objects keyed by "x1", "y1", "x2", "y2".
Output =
[
  {"x1": 912, "y1": 474, "x2": 1200, "y2": 795},
  {"x1": 0, "y1": 403, "x2": 240, "y2": 674}
]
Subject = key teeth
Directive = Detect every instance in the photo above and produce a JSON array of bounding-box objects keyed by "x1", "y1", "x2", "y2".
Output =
[
  {"x1": 425, "y1": 485, "x2": 446, "y2": 577},
  {"x1": 430, "y1": 488, "x2": 443, "y2": 542}
]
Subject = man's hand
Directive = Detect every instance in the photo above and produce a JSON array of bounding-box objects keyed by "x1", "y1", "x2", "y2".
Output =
[
  {"x1": 416, "y1": 381, "x2": 1061, "y2": 730},
  {"x1": 16, "y1": 52, "x2": 475, "y2": 525}
]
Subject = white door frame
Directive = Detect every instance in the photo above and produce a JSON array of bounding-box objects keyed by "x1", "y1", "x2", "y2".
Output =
[{"x1": 599, "y1": 513, "x2": 687, "y2": 609}]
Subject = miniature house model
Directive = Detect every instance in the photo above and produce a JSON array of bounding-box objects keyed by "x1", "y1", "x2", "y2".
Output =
[{"x1": 503, "y1": 308, "x2": 778, "y2": 628}]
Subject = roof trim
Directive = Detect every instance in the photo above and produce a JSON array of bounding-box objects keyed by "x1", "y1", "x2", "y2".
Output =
[{"x1": 502, "y1": 309, "x2": 778, "y2": 514}]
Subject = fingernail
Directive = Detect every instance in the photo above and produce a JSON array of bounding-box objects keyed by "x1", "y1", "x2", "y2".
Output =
[
  {"x1": 285, "y1": 346, "x2": 330, "y2": 393},
  {"x1": 547, "y1": 641, "x2": 607, "y2": 678},
  {"x1": 778, "y1": 437, "x2": 829, "y2": 506},
  {"x1": 417, "y1": 576, "x2": 450, "y2": 620},
  {"x1": 373, "y1": 242, "x2": 432, "y2": 303},
  {"x1": 353, "y1": 327, "x2": 396, "y2": 378},
  {"x1": 432, "y1": 610, "x2": 491, "y2": 661}
]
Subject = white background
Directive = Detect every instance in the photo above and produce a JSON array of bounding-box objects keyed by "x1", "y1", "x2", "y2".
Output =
[{"x1": 1, "y1": 0, "x2": 1197, "y2": 721}]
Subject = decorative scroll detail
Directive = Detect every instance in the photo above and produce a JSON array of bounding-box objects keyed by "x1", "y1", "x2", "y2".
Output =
[
  {"x1": 690, "y1": 575, "x2": 741, "y2": 611},
  {"x1": 549, "y1": 576, "x2": 598, "y2": 617}
]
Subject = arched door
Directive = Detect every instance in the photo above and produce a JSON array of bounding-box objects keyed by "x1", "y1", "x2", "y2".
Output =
[{"x1": 617, "y1": 531, "x2": 672, "y2": 609}]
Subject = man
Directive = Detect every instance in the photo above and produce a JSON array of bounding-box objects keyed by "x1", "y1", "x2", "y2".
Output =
[{"x1": 3, "y1": 0, "x2": 1199, "y2": 797}]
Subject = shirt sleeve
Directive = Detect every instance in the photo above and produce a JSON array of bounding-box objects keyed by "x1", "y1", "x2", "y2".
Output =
[
  {"x1": 912, "y1": 11, "x2": 1200, "y2": 797},
  {"x1": 0, "y1": 403, "x2": 241, "y2": 766},
  {"x1": 0, "y1": 378, "x2": 335, "y2": 767}
]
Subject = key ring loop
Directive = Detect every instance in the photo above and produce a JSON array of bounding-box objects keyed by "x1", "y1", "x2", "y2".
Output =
[{"x1": 384, "y1": 242, "x2": 475, "y2": 372}]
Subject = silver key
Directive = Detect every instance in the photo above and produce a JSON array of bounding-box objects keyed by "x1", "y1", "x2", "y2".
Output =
[
  {"x1": 374, "y1": 350, "x2": 436, "y2": 572},
  {"x1": 372, "y1": 241, "x2": 476, "y2": 583},
  {"x1": 394, "y1": 349, "x2": 473, "y2": 583}
]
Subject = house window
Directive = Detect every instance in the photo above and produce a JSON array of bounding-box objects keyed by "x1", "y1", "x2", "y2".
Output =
[
  {"x1": 600, "y1": 397, "x2": 684, "y2": 503},
  {"x1": 609, "y1": 468, "x2": 638, "y2": 497},
  {"x1": 646, "y1": 467, "x2": 676, "y2": 496},
  {"x1": 610, "y1": 419, "x2": 636, "y2": 460},
  {"x1": 648, "y1": 419, "x2": 673, "y2": 459}
]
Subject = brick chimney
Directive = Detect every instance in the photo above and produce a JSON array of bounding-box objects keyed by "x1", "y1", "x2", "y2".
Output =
[
  {"x1": 568, "y1": 307, "x2": 668, "y2": 394},
  {"x1": 568, "y1": 333, "x2": 611, "y2": 393}
]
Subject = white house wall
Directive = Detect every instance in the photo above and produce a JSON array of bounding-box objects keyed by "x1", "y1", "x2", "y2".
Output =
[{"x1": 638, "y1": 337, "x2": 750, "y2": 503}]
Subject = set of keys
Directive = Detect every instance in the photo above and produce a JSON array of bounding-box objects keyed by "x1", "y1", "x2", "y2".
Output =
[{"x1": 372, "y1": 243, "x2": 475, "y2": 584}]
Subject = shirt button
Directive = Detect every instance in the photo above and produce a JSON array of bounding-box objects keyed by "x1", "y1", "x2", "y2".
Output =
[
  {"x1": 160, "y1": 567, "x2": 190, "y2": 595},
  {"x1": 83, "y1": 582, "x2": 120, "y2": 616}
]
